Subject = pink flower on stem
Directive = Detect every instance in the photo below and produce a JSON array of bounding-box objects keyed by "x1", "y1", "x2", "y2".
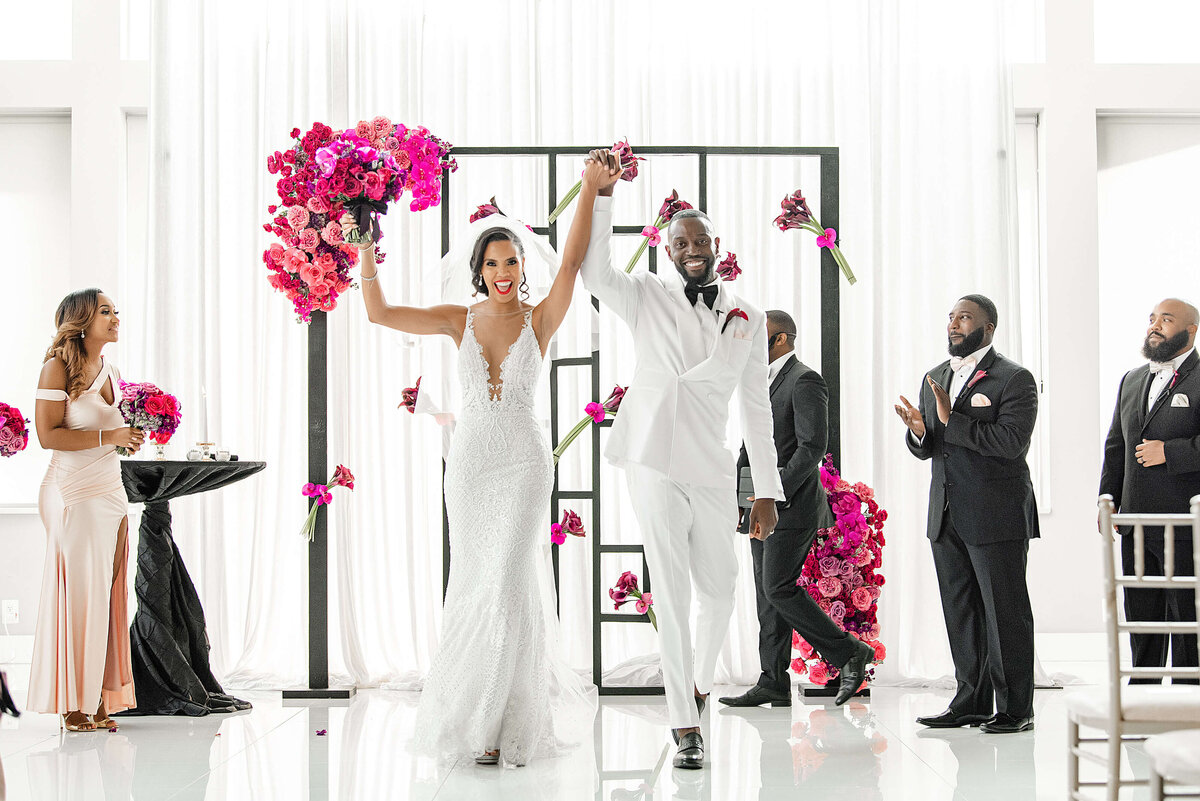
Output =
[
  {"x1": 330, "y1": 464, "x2": 355, "y2": 490},
  {"x1": 585, "y1": 402, "x2": 606, "y2": 423},
  {"x1": 560, "y1": 509, "x2": 586, "y2": 537},
  {"x1": 773, "y1": 191, "x2": 814, "y2": 230},
  {"x1": 603, "y1": 385, "x2": 627, "y2": 414},
  {"x1": 815, "y1": 228, "x2": 837, "y2": 249},
  {"x1": 658, "y1": 189, "x2": 693, "y2": 223},
  {"x1": 641, "y1": 225, "x2": 661, "y2": 247},
  {"x1": 716, "y1": 252, "x2": 741, "y2": 281},
  {"x1": 635, "y1": 592, "x2": 653, "y2": 614},
  {"x1": 609, "y1": 587, "x2": 629, "y2": 607},
  {"x1": 610, "y1": 138, "x2": 644, "y2": 181},
  {"x1": 616, "y1": 571, "x2": 639, "y2": 592},
  {"x1": 399, "y1": 377, "x2": 421, "y2": 413},
  {"x1": 550, "y1": 523, "x2": 566, "y2": 545},
  {"x1": 967, "y1": 370, "x2": 987, "y2": 389},
  {"x1": 470, "y1": 197, "x2": 502, "y2": 223}
]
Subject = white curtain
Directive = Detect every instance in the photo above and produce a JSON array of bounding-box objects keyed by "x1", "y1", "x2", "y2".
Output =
[{"x1": 142, "y1": 0, "x2": 1023, "y2": 689}]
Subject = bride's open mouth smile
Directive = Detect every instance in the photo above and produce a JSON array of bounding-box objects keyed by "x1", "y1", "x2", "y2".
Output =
[{"x1": 494, "y1": 280, "x2": 514, "y2": 296}]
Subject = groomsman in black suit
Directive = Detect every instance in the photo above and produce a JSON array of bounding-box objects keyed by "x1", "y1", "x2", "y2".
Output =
[
  {"x1": 719, "y1": 310, "x2": 874, "y2": 710},
  {"x1": 1099, "y1": 298, "x2": 1200, "y2": 681},
  {"x1": 895, "y1": 295, "x2": 1040, "y2": 734}
]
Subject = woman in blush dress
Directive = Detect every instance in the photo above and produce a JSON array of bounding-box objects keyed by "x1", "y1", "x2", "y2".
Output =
[{"x1": 28, "y1": 289, "x2": 144, "y2": 731}]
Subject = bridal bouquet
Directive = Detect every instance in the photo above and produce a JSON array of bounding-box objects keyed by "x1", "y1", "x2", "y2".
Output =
[
  {"x1": 791, "y1": 456, "x2": 886, "y2": 686},
  {"x1": 115, "y1": 381, "x2": 182, "y2": 454},
  {"x1": 547, "y1": 139, "x2": 643, "y2": 224},
  {"x1": 299, "y1": 464, "x2": 355, "y2": 541},
  {"x1": 0, "y1": 402, "x2": 30, "y2": 458},
  {"x1": 609, "y1": 571, "x2": 656, "y2": 630},
  {"x1": 552, "y1": 385, "x2": 626, "y2": 464},
  {"x1": 774, "y1": 189, "x2": 856, "y2": 285},
  {"x1": 627, "y1": 190, "x2": 694, "y2": 274}
]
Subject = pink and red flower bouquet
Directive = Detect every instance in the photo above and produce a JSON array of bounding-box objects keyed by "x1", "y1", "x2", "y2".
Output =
[
  {"x1": 0, "y1": 402, "x2": 30, "y2": 458},
  {"x1": 115, "y1": 381, "x2": 182, "y2": 454},
  {"x1": 263, "y1": 118, "x2": 455, "y2": 322},
  {"x1": 791, "y1": 456, "x2": 886, "y2": 686}
]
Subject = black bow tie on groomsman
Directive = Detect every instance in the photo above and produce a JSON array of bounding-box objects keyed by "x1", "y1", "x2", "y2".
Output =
[{"x1": 684, "y1": 283, "x2": 719, "y2": 310}]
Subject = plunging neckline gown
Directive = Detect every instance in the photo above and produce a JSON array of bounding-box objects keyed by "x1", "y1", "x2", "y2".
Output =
[{"x1": 413, "y1": 310, "x2": 587, "y2": 766}]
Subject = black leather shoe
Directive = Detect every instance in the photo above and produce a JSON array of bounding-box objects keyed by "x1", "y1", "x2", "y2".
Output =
[
  {"x1": 980, "y1": 713, "x2": 1034, "y2": 734},
  {"x1": 672, "y1": 695, "x2": 709, "y2": 745},
  {"x1": 673, "y1": 731, "x2": 704, "y2": 769},
  {"x1": 916, "y1": 709, "x2": 994, "y2": 728},
  {"x1": 834, "y1": 641, "x2": 874, "y2": 706},
  {"x1": 718, "y1": 686, "x2": 791, "y2": 708}
]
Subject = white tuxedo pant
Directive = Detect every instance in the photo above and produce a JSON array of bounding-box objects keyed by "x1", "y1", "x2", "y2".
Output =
[{"x1": 624, "y1": 462, "x2": 740, "y2": 729}]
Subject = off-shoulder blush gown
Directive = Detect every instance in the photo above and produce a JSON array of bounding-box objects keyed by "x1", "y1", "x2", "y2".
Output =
[{"x1": 27, "y1": 358, "x2": 135, "y2": 715}]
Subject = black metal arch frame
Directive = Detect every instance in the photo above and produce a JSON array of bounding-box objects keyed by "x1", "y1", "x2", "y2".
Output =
[{"x1": 439, "y1": 145, "x2": 842, "y2": 695}]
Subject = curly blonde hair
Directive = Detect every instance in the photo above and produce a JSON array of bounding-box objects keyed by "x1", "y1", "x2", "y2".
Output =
[{"x1": 44, "y1": 288, "x2": 103, "y2": 400}]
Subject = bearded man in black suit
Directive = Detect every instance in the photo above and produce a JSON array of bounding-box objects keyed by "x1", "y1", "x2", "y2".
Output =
[
  {"x1": 895, "y1": 294, "x2": 1040, "y2": 734},
  {"x1": 719, "y1": 310, "x2": 873, "y2": 710},
  {"x1": 1100, "y1": 298, "x2": 1200, "y2": 682}
]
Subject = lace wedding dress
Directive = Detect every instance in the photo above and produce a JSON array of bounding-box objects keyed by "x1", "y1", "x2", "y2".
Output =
[{"x1": 414, "y1": 309, "x2": 593, "y2": 767}]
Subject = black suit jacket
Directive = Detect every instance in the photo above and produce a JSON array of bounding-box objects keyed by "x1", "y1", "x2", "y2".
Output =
[
  {"x1": 1100, "y1": 349, "x2": 1200, "y2": 516},
  {"x1": 907, "y1": 348, "x2": 1040, "y2": 545},
  {"x1": 738, "y1": 355, "x2": 835, "y2": 533}
]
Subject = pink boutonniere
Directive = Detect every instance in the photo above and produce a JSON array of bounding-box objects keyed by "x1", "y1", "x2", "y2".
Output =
[
  {"x1": 1170, "y1": 370, "x2": 1179, "y2": 389},
  {"x1": 721, "y1": 307, "x2": 749, "y2": 334},
  {"x1": 967, "y1": 370, "x2": 987, "y2": 389}
]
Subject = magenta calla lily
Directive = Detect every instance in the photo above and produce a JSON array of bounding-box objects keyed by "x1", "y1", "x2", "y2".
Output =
[
  {"x1": 608, "y1": 571, "x2": 657, "y2": 630},
  {"x1": 299, "y1": 465, "x2": 356, "y2": 541},
  {"x1": 775, "y1": 189, "x2": 856, "y2": 285},
  {"x1": 553, "y1": 385, "x2": 629, "y2": 463}
]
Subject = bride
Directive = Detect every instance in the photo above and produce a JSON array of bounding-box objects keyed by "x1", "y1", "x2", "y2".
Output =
[{"x1": 345, "y1": 156, "x2": 620, "y2": 766}]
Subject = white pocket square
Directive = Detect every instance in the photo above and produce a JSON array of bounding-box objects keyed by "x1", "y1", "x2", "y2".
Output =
[
  {"x1": 1172, "y1": 394, "x2": 1190, "y2": 408},
  {"x1": 733, "y1": 331, "x2": 751, "y2": 341},
  {"x1": 970, "y1": 394, "x2": 992, "y2": 408}
]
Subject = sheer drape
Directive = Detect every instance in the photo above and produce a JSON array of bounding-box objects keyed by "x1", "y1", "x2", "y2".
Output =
[{"x1": 143, "y1": 0, "x2": 1023, "y2": 688}]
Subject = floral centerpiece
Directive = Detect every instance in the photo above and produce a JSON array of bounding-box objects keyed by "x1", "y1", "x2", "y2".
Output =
[
  {"x1": 0, "y1": 403, "x2": 30, "y2": 458},
  {"x1": 299, "y1": 464, "x2": 355, "y2": 541},
  {"x1": 774, "y1": 189, "x2": 856, "y2": 285},
  {"x1": 790, "y1": 456, "x2": 886, "y2": 686},
  {"x1": 115, "y1": 381, "x2": 182, "y2": 459}
]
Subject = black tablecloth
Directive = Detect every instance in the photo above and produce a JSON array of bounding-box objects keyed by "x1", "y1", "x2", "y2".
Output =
[{"x1": 118, "y1": 460, "x2": 265, "y2": 716}]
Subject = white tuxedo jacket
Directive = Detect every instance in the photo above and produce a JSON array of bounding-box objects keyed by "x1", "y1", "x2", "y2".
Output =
[{"x1": 580, "y1": 196, "x2": 784, "y2": 499}]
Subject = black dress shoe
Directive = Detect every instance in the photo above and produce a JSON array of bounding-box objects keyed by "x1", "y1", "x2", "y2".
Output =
[
  {"x1": 718, "y1": 685, "x2": 791, "y2": 708},
  {"x1": 915, "y1": 709, "x2": 994, "y2": 728},
  {"x1": 834, "y1": 640, "x2": 875, "y2": 706},
  {"x1": 673, "y1": 731, "x2": 704, "y2": 769},
  {"x1": 980, "y1": 713, "x2": 1034, "y2": 734},
  {"x1": 671, "y1": 695, "x2": 708, "y2": 744}
]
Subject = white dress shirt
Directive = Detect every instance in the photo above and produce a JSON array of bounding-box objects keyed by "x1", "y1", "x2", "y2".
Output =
[
  {"x1": 768, "y1": 352, "x2": 795, "y2": 382},
  {"x1": 1147, "y1": 346, "x2": 1195, "y2": 410},
  {"x1": 949, "y1": 344, "x2": 993, "y2": 401}
]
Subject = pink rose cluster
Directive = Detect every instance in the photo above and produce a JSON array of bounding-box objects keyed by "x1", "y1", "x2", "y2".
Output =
[
  {"x1": 791, "y1": 455, "x2": 887, "y2": 685},
  {"x1": 264, "y1": 121, "x2": 362, "y2": 321},
  {"x1": 116, "y1": 381, "x2": 182, "y2": 447},
  {"x1": 0, "y1": 402, "x2": 30, "y2": 458}
]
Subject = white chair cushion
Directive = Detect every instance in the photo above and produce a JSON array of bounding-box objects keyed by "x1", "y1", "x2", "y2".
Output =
[
  {"x1": 1145, "y1": 729, "x2": 1200, "y2": 784},
  {"x1": 1066, "y1": 686, "x2": 1200, "y2": 724}
]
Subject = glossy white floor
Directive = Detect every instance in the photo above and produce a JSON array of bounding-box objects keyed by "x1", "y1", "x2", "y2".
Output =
[{"x1": 0, "y1": 661, "x2": 1158, "y2": 801}]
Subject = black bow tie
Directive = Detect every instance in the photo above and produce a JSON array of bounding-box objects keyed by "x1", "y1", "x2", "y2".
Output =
[{"x1": 684, "y1": 283, "x2": 719, "y2": 310}]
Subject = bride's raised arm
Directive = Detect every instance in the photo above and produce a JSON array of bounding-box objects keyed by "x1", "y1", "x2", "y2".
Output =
[
  {"x1": 532, "y1": 153, "x2": 622, "y2": 345},
  {"x1": 343, "y1": 215, "x2": 468, "y2": 345}
]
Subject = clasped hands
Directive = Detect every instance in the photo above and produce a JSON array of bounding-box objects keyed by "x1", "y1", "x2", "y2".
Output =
[{"x1": 894, "y1": 375, "x2": 954, "y2": 439}]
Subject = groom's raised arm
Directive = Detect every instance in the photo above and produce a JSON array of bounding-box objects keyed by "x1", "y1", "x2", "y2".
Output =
[{"x1": 579, "y1": 192, "x2": 641, "y2": 328}]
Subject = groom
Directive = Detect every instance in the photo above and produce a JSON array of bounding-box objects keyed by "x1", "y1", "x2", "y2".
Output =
[{"x1": 580, "y1": 149, "x2": 782, "y2": 769}]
